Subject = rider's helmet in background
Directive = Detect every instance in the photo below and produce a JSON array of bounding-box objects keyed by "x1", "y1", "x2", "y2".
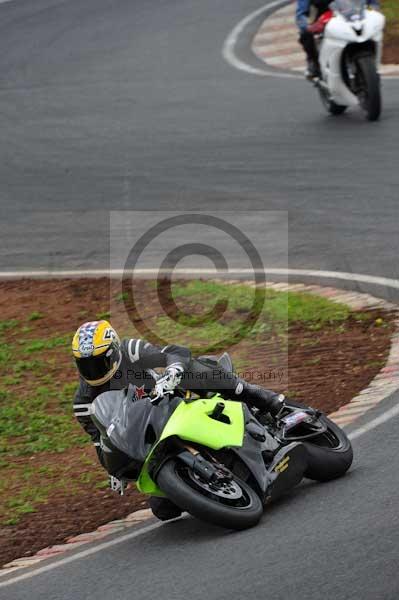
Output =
[{"x1": 72, "y1": 320, "x2": 121, "y2": 385}]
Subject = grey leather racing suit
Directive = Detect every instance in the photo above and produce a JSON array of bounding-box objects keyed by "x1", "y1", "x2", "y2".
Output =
[{"x1": 73, "y1": 338, "x2": 283, "y2": 468}]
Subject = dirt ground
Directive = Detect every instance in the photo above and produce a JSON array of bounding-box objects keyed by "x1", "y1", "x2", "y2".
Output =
[
  {"x1": 383, "y1": 39, "x2": 399, "y2": 64},
  {"x1": 0, "y1": 447, "x2": 148, "y2": 567},
  {"x1": 0, "y1": 278, "x2": 395, "y2": 567}
]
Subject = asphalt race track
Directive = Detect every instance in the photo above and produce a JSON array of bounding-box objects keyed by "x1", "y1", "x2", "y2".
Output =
[
  {"x1": 0, "y1": 1, "x2": 399, "y2": 598},
  {"x1": 0, "y1": 0, "x2": 398, "y2": 286}
]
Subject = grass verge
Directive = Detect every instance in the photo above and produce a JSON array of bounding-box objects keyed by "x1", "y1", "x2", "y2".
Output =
[
  {"x1": 384, "y1": 0, "x2": 399, "y2": 35},
  {"x1": 383, "y1": 0, "x2": 399, "y2": 63}
]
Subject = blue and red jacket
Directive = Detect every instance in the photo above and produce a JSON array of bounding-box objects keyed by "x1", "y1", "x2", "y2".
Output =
[{"x1": 296, "y1": 0, "x2": 380, "y2": 32}]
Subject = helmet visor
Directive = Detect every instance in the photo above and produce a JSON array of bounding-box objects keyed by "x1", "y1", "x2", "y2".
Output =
[{"x1": 75, "y1": 344, "x2": 120, "y2": 383}]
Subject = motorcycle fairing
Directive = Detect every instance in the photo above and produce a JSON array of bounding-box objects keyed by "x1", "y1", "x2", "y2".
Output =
[
  {"x1": 137, "y1": 395, "x2": 245, "y2": 495},
  {"x1": 159, "y1": 396, "x2": 245, "y2": 449},
  {"x1": 228, "y1": 406, "x2": 275, "y2": 497},
  {"x1": 320, "y1": 9, "x2": 385, "y2": 105},
  {"x1": 137, "y1": 399, "x2": 275, "y2": 500},
  {"x1": 92, "y1": 388, "x2": 181, "y2": 464},
  {"x1": 93, "y1": 390, "x2": 271, "y2": 500}
]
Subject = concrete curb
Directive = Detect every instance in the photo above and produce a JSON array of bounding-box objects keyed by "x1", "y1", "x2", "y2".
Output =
[
  {"x1": 252, "y1": 1, "x2": 399, "y2": 78},
  {"x1": 2, "y1": 280, "x2": 399, "y2": 574},
  {"x1": 0, "y1": 509, "x2": 154, "y2": 575}
]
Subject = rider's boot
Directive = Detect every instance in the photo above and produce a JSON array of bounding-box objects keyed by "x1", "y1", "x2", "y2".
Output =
[
  {"x1": 306, "y1": 58, "x2": 321, "y2": 80},
  {"x1": 237, "y1": 381, "x2": 286, "y2": 418},
  {"x1": 149, "y1": 496, "x2": 182, "y2": 521},
  {"x1": 299, "y1": 31, "x2": 321, "y2": 79},
  {"x1": 266, "y1": 442, "x2": 308, "y2": 502}
]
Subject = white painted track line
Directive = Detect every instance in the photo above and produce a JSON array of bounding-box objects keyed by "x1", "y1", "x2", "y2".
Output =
[
  {"x1": 222, "y1": 0, "x2": 301, "y2": 79},
  {"x1": 349, "y1": 403, "x2": 399, "y2": 440},
  {"x1": 0, "y1": 521, "x2": 164, "y2": 588},
  {"x1": 2, "y1": 268, "x2": 399, "y2": 292}
]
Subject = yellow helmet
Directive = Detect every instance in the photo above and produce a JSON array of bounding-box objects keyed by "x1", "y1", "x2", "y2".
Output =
[{"x1": 72, "y1": 321, "x2": 121, "y2": 386}]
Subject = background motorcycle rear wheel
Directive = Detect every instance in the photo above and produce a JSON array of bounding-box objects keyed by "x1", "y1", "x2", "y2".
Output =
[
  {"x1": 318, "y1": 85, "x2": 347, "y2": 116},
  {"x1": 157, "y1": 458, "x2": 263, "y2": 530}
]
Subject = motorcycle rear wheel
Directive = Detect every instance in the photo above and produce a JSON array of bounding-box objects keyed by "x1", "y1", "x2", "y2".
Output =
[
  {"x1": 302, "y1": 414, "x2": 353, "y2": 481},
  {"x1": 284, "y1": 401, "x2": 353, "y2": 482},
  {"x1": 157, "y1": 458, "x2": 263, "y2": 530}
]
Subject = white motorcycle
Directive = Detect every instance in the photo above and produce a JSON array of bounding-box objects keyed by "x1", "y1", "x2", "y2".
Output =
[{"x1": 312, "y1": 0, "x2": 385, "y2": 121}]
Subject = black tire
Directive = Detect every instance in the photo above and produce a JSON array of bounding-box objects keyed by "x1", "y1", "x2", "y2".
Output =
[
  {"x1": 355, "y1": 54, "x2": 381, "y2": 121},
  {"x1": 328, "y1": 101, "x2": 347, "y2": 116},
  {"x1": 156, "y1": 458, "x2": 263, "y2": 530},
  {"x1": 318, "y1": 86, "x2": 347, "y2": 116},
  {"x1": 284, "y1": 401, "x2": 353, "y2": 482},
  {"x1": 303, "y1": 415, "x2": 353, "y2": 481}
]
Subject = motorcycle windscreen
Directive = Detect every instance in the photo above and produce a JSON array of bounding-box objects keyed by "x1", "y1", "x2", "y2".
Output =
[
  {"x1": 92, "y1": 389, "x2": 180, "y2": 463},
  {"x1": 331, "y1": 0, "x2": 366, "y2": 20}
]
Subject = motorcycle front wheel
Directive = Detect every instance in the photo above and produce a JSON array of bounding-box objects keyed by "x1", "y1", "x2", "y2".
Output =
[{"x1": 157, "y1": 458, "x2": 263, "y2": 530}]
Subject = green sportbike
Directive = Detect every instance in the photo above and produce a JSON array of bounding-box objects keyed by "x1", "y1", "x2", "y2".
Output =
[{"x1": 91, "y1": 354, "x2": 353, "y2": 530}]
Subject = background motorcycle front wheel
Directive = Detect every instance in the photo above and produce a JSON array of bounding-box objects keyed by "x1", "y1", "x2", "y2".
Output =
[
  {"x1": 157, "y1": 459, "x2": 263, "y2": 530},
  {"x1": 355, "y1": 54, "x2": 381, "y2": 121}
]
